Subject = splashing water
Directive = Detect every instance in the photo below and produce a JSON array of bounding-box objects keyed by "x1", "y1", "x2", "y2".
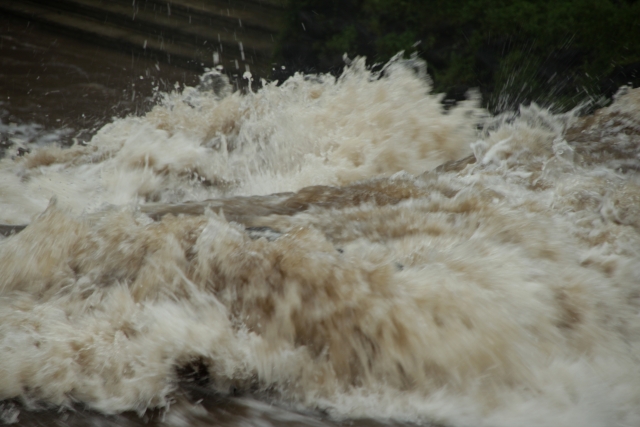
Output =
[{"x1": 1, "y1": 57, "x2": 640, "y2": 427}]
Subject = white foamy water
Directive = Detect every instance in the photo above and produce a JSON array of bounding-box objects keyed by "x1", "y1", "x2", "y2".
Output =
[{"x1": 1, "y1": 58, "x2": 640, "y2": 427}]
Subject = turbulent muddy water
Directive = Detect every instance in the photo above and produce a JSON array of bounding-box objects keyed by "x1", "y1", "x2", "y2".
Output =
[{"x1": 1, "y1": 44, "x2": 640, "y2": 427}]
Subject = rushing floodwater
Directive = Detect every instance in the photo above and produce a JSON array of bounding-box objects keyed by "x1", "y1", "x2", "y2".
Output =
[{"x1": 1, "y1": 41, "x2": 640, "y2": 427}]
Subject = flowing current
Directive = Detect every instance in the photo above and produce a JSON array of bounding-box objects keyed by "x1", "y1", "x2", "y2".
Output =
[{"x1": 1, "y1": 58, "x2": 640, "y2": 427}]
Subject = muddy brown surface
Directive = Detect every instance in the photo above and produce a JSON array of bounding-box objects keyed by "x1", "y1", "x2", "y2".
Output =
[{"x1": 0, "y1": 13, "x2": 201, "y2": 146}]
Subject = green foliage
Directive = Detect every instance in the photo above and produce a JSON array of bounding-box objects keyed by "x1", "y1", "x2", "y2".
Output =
[{"x1": 275, "y1": 0, "x2": 640, "y2": 111}]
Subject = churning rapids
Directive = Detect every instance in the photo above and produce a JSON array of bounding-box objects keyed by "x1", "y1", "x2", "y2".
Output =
[{"x1": 1, "y1": 57, "x2": 640, "y2": 427}]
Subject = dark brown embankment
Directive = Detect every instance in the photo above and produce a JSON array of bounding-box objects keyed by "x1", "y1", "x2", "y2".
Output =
[{"x1": 0, "y1": 0, "x2": 285, "y2": 79}]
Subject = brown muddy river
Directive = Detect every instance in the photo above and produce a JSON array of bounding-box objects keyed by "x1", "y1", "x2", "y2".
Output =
[
  {"x1": 0, "y1": 12, "x2": 398, "y2": 427},
  {"x1": 1, "y1": 7, "x2": 640, "y2": 427},
  {"x1": 0, "y1": 12, "x2": 332, "y2": 427}
]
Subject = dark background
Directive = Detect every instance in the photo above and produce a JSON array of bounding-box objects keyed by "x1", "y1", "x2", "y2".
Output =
[{"x1": 276, "y1": 0, "x2": 640, "y2": 112}]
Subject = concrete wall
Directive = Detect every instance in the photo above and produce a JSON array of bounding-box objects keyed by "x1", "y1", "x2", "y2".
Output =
[{"x1": 0, "y1": 0, "x2": 286, "y2": 79}]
